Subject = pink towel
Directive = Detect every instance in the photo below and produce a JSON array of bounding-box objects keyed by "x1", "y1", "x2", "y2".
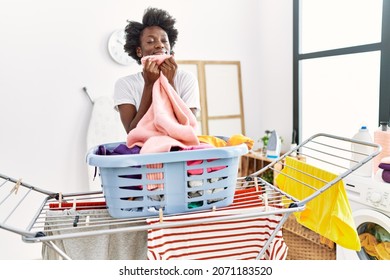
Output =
[{"x1": 126, "y1": 55, "x2": 199, "y2": 154}]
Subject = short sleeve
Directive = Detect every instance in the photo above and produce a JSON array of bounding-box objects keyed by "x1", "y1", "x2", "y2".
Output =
[
  {"x1": 175, "y1": 70, "x2": 201, "y2": 113},
  {"x1": 113, "y1": 78, "x2": 132, "y2": 111}
]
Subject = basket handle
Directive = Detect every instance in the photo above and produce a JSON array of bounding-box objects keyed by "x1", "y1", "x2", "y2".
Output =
[{"x1": 87, "y1": 143, "x2": 248, "y2": 168}]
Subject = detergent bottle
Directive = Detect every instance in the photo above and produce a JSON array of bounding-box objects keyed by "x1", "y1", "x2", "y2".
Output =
[
  {"x1": 373, "y1": 121, "x2": 390, "y2": 174},
  {"x1": 350, "y1": 126, "x2": 374, "y2": 177}
]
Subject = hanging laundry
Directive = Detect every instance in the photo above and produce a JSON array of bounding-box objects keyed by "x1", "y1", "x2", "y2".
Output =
[
  {"x1": 275, "y1": 156, "x2": 361, "y2": 251},
  {"x1": 146, "y1": 187, "x2": 288, "y2": 260}
]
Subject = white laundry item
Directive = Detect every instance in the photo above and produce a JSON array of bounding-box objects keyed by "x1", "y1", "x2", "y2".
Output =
[
  {"x1": 41, "y1": 209, "x2": 147, "y2": 260},
  {"x1": 86, "y1": 95, "x2": 126, "y2": 191}
]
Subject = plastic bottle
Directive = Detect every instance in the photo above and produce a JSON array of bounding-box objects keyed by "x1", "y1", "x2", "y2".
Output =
[
  {"x1": 350, "y1": 126, "x2": 374, "y2": 177},
  {"x1": 373, "y1": 121, "x2": 390, "y2": 174}
]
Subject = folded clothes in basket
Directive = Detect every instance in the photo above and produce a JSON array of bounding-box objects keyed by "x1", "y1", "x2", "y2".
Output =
[
  {"x1": 96, "y1": 142, "x2": 229, "y2": 206},
  {"x1": 88, "y1": 142, "x2": 247, "y2": 218},
  {"x1": 197, "y1": 134, "x2": 254, "y2": 150},
  {"x1": 97, "y1": 143, "x2": 141, "y2": 155},
  {"x1": 96, "y1": 143, "x2": 163, "y2": 191}
]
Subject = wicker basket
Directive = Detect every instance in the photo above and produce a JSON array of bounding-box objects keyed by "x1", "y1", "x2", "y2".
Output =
[{"x1": 282, "y1": 214, "x2": 336, "y2": 260}]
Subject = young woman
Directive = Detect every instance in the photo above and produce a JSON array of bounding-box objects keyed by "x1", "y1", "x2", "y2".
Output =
[{"x1": 114, "y1": 7, "x2": 200, "y2": 133}]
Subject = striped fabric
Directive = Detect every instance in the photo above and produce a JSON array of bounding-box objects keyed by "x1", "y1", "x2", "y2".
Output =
[
  {"x1": 146, "y1": 163, "x2": 164, "y2": 190},
  {"x1": 146, "y1": 188, "x2": 288, "y2": 260}
]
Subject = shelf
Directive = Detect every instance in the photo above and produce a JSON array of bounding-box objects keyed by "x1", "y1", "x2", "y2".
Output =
[{"x1": 239, "y1": 152, "x2": 275, "y2": 178}]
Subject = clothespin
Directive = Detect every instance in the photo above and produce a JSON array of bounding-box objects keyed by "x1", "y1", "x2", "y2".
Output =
[
  {"x1": 244, "y1": 176, "x2": 252, "y2": 188},
  {"x1": 59, "y1": 192, "x2": 62, "y2": 208},
  {"x1": 72, "y1": 198, "x2": 76, "y2": 210},
  {"x1": 159, "y1": 208, "x2": 163, "y2": 223},
  {"x1": 73, "y1": 215, "x2": 80, "y2": 227},
  {"x1": 254, "y1": 177, "x2": 259, "y2": 192},
  {"x1": 212, "y1": 205, "x2": 216, "y2": 212},
  {"x1": 86, "y1": 215, "x2": 90, "y2": 227},
  {"x1": 263, "y1": 193, "x2": 269, "y2": 211},
  {"x1": 10, "y1": 178, "x2": 22, "y2": 195}
]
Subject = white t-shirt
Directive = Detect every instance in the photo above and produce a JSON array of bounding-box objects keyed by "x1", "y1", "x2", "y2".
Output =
[{"x1": 113, "y1": 69, "x2": 200, "y2": 114}]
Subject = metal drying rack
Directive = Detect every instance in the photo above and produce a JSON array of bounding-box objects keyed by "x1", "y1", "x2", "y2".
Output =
[{"x1": 0, "y1": 133, "x2": 381, "y2": 260}]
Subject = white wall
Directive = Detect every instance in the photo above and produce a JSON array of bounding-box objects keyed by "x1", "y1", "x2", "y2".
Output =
[{"x1": 0, "y1": 0, "x2": 293, "y2": 259}]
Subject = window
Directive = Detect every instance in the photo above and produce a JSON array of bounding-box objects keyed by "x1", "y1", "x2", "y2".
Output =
[{"x1": 293, "y1": 0, "x2": 390, "y2": 143}]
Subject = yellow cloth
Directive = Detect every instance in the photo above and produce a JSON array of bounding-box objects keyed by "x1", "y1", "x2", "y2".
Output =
[
  {"x1": 320, "y1": 236, "x2": 335, "y2": 249},
  {"x1": 197, "y1": 135, "x2": 227, "y2": 147},
  {"x1": 376, "y1": 242, "x2": 390, "y2": 260},
  {"x1": 360, "y1": 233, "x2": 390, "y2": 260},
  {"x1": 275, "y1": 157, "x2": 361, "y2": 251},
  {"x1": 227, "y1": 134, "x2": 254, "y2": 150},
  {"x1": 197, "y1": 134, "x2": 254, "y2": 150}
]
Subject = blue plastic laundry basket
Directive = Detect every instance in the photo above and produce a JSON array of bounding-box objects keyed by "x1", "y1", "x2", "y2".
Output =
[{"x1": 86, "y1": 142, "x2": 248, "y2": 218}]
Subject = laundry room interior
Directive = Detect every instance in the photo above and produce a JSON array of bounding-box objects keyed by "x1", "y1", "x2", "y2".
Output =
[{"x1": 0, "y1": 0, "x2": 389, "y2": 266}]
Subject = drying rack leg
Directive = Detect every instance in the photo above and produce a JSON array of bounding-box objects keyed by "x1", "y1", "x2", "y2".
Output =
[
  {"x1": 43, "y1": 241, "x2": 72, "y2": 260},
  {"x1": 255, "y1": 213, "x2": 291, "y2": 260}
]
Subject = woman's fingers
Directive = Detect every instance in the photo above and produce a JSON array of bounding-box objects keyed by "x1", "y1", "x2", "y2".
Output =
[{"x1": 143, "y1": 59, "x2": 160, "y2": 84}]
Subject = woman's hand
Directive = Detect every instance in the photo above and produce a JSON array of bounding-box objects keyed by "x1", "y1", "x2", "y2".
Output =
[
  {"x1": 160, "y1": 56, "x2": 177, "y2": 87},
  {"x1": 142, "y1": 57, "x2": 160, "y2": 86}
]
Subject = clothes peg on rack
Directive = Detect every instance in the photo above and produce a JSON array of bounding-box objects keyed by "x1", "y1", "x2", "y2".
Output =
[
  {"x1": 59, "y1": 192, "x2": 62, "y2": 208},
  {"x1": 159, "y1": 208, "x2": 163, "y2": 223},
  {"x1": 243, "y1": 176, "x2": 252, "y2": 189},
  {"x1": 86, "y1": 215, "x2": 90, "y2": 227},
  {"x1": 263, "y1": 193, "x2": 269, "y2": 211},
  {"x1": 10, "y1": 178, "x2": 22, "y2": 195},
  {"x1": 254, "y1": 177, "x2": 259, "y2": 192},
  {"x1": 72, "y1": 198, "x2": 76, "y2": 210},
  {"x1": 73, "y1": 215, "x2": 80, "y2": 227}
]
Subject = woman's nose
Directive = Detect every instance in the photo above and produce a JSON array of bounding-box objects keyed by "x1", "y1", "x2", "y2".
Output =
[{"x1": 155, "y1": 40, "x2": 165, "y2": 48}]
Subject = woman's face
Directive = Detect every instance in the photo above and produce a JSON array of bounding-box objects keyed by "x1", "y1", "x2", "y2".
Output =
[{"x1": 137, "y1": 26, "x2": 171, "y2": 58}]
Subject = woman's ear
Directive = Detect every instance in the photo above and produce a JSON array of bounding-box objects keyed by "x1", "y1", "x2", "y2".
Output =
[{"x1": 136, "y1": 47, "x2": 142, "y2": 58}]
